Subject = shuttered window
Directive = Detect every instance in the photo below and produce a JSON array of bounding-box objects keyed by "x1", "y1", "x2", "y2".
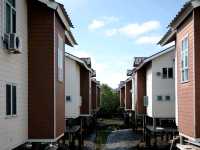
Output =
[{"x1": 6, "y1": 83, "x2": 17, "y2": 116}]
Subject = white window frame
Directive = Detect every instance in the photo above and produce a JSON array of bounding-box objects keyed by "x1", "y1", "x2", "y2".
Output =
[
  {"x1": 58, "y1": 34, "x2": 64, "y2": 82},
  {"x1": 5, "y1": 83, "x2": 17, "y2": 117},
  {"x1": 4, "y1": 0, "x2": 16, "y2": 34},
  {"x1": 181, "y1": 35, "x2": 189, "y2": 82}
]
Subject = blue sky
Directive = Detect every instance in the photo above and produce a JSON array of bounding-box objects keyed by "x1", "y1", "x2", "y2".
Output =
[{"x1": 58, "y1": 0, "x2": 187, "y2": 88}]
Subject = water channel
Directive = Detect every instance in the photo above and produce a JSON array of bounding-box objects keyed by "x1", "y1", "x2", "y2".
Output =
[{"x1": 84, "y1": 118, "x2": 143, "y2": 150}]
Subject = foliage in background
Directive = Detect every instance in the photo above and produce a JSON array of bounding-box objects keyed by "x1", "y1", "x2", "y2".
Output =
[{"x1": 100, "y1": 84, "x2": 120, "y2": 114}]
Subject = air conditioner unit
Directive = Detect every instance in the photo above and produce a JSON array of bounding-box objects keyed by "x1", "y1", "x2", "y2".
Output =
[
  {"x1": 156, "y1": 72, "x2": 161, "y2": 76},
  {"x1": 7, "y1": 33, "x2": 21, "y2": 54}
]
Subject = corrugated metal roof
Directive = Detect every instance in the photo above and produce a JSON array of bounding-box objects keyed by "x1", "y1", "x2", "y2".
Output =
[
  {"x1": 58, "y1": 3, "x2": 74, "y2": 28},
  {"x1": 169, "y1": 0, "x2": 193, "y2": 27},
  {"x1": 159, "y1": 0, "x2": 200, "y2": 46}
]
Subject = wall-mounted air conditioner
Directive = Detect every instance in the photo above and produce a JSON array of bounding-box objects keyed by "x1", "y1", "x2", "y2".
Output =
[
  {"x1": 3, "y1": 33, "x2": 21, "y2": 54},
  {"x1": 156, "y1": 72, "x2": 161, "y2": 76}
]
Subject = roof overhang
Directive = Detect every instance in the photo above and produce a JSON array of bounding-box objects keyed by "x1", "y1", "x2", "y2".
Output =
[
  {"x1": 169, "y1": 0, "x2": 200, "y2": 29},
  {"x1": 36, "y1": 0, "x2": 77, "y2": 46},
  {"x1": 65, "y1": 31, "x2": 77, "y2": 47},
  {"x1": 65, "y1": 53, "x2": 92, "y2": 72},
  {"x1": 159, "y1": 0, "x2": 200, "y2": 46},
  {"x1": 126, "y1": 77, "x2": 132, "y2": 83},
  {"x1": 158, "y1": 29, "x2": 176, "y2": 46}
]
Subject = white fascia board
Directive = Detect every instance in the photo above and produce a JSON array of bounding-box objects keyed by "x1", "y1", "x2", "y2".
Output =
[
  {"x1": 65, "y1": 54, "x2": 92, "y2": 72},
  {"x1": 65, "y1": 31, "x2": 76, "y2": 46},
  {"x1": 56, "y1": 6, "x2": 71, "y2": 30},
  {"x1": 137, "y1": 45, "x2": 175, "y2": 71},
  {"x1": 37, "y1": 0, "x2": 57, "y2": 9}
]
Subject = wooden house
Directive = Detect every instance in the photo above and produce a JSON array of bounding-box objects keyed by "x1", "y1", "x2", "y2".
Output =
[
  {"x1": 137, "y1": 46, "x2": 175, "y2": 120},
  {"x1": 119, "y1": 81, "x2": 125, "y2": 108},
  {"x1": 0, "y1": 0, "x2": 28, "y2": 149},
  {"x1": 28, "y1": 0, "x2": 76, "y2": 144},
  {"x1": 125, "y1": 77, "x2": 132, "y2": 111},
  {"x1": 159, "y1": 0, "x2": 200, "y2": 146},
  {"x1": 64, "y1": 53, "x2": 92, "y2": 120}
]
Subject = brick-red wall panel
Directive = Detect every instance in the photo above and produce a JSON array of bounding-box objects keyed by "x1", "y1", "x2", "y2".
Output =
[{"x1": 28, "y1": 1, "x2": 55, "y2": 139}]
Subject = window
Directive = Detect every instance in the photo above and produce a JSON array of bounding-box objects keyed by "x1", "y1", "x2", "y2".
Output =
[
  {"x1": 157, "y1": 96, "x2": 162, "y2": 101},
  {"x1": 181, "y1": 36, "x2": 189, "y2": 82},
  {"x1": 58, "y1": 35, "x2": 64, "y2": 82},
  {"x1": 165, "y1": 96, "x2": 170, "y2": 101},
  {"x1": 168, "y1": 68, "x2": 173, "y2": 78},
  {"x1": 162, "y1": 68, "x2": 167, "y2": 78},
  {"x1": 162, "y1": 68, "x2": 173, "y2": 79},
  {"x1": 5, "y1": 0, "x2": 16, "y2": 33},
  {"x1": 66, "y1": 96, "x2": 71, "y2": 101},
  {"x1": 144, "y1": 96, "x2": 148, "y2": 107},
  {"x1": 6, "y1": 83, "x2": 17, "y2": 116}
]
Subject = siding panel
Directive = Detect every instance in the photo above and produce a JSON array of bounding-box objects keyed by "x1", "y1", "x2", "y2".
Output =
[
  {"x1": 65, "y1": 57, "x2": 81, "y2": 119},
  {"x1": 177, "y1": 15, "x2": 195, "y2": 138},
  {"x1": 28, "y1": 1, "x2": 55, "y2": 139},
  {"x1": 0, "y1": 0, "x2": 28, "y2": 149}
]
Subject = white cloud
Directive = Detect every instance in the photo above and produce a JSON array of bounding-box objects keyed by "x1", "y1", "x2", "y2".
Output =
[
  {"x1": 88, "y1": 16, "x2": 119, "y2": 31},
  {"x1": 105, "y1": 29, "x2": 118, "y2": 37},
  {"x1": 102, "y1": 16, "x2": 119, "y2": 23},
  {"x1": 66, "y1": 48, "x2": 130, "y2": 88},
  {"x1": 136, "y1": 35, "x2": 162, "y2": 44},
  {"x1": 118, "y1": 21, "x2": 160, "y2": 38},
  {"x1": 88, "y1": 20, "x2": 105, "y2": 31},
  {"x1": 67, "y1": 48, "x2": 107, "y2": 75}
]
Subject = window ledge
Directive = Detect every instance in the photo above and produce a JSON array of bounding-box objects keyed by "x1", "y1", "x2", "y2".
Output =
[
  {"x1": 5, "y1": 115, "x2": 17, "y2": 119},
  {"x1": 180, "y1": 80, "x2": 190, "y2": 84}
]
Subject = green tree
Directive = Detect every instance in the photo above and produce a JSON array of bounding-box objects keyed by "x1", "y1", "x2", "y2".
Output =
[{"x1": 100, "y1": 84, "x2": 120, "y2": 114}]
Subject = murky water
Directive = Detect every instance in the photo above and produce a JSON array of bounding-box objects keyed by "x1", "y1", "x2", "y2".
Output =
[{"x1": 84, "y1": 119, "x2": 142, "y2": 150}]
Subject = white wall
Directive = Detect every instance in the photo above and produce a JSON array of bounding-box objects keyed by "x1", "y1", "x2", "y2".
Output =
[
  {"x1": 0, "y1": 0, "x2": 28, "y2": 149},
  {"x1": 146, "y1": 50, "x2": 175, "y2": 118},
  {"x1": 175, "y1": 51, "x2": 178, "y2": 125},
  {"x1": 65, "y1": 57, "x2": 81, "y2": 119},
  {"x1": 146, "y1": 64, "x2": 153, "y2": 117},
  {"x1": 131, "y1": 78, "x2": 135, "y2": 111}
]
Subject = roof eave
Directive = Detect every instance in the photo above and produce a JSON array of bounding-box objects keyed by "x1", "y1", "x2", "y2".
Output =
[
  {"x1": 136, "y1": 45, "x2": 175, "y2": 71},
  {"x1": 65, "y1": 53, "x2": 92, "y2": 72},
  {"x1": 158, "y1": 29, "x2": 176, "y2": 46},
  {"x1": 169, "y1": 0, "x2": 200, "y2": 29},
  {"x1": 36, "y1": 0, "x2": 76, "y2": 35},
  {"x1": 65, "y1": 31, "x2": 77, "y2": 47}
]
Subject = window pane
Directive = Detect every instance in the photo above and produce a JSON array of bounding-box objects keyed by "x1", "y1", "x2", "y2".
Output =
[
  {"x1": 8, "y1": 0, "x2": 15, "y2": 7},
  {"x1": 12, "y1": 10, "x2": 16, "y2": 33},
  {"x1": 12, "y1": 85, "x2": 16, "y2": 115},
  {"x1": 168, "y1": 68, "x2": 173, "y2": 78},
  {"x1": 162, "y1": 68, "x2": 167, "y2": 78},
  {"x1": 182, "y1": 70, "x2": 185, "y2": 81},
  {"x1": 185, "y1": 69, "x2": 189, "y2": 81},
  {"x1": 58, "y1": 35, "x2": 63, "y2": 81},
  {"x1": 165, "y1": 96, "x2": 170, "y2": 101},
  {"x1": 6, "y1": 84, "x2": 11, "y2": 115},
  {"x1": 185, "y1": 55, "x2": 188, "y2": 67},
  {"x1": 186, "y1": 37, "x2": 188, "y2": 49},
  {"x1": 157, "y1": 96, "x2": 162, "y2": 101},
  {"x1": 6, "y1": 3, "x2": 11, "y2": 33}
]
